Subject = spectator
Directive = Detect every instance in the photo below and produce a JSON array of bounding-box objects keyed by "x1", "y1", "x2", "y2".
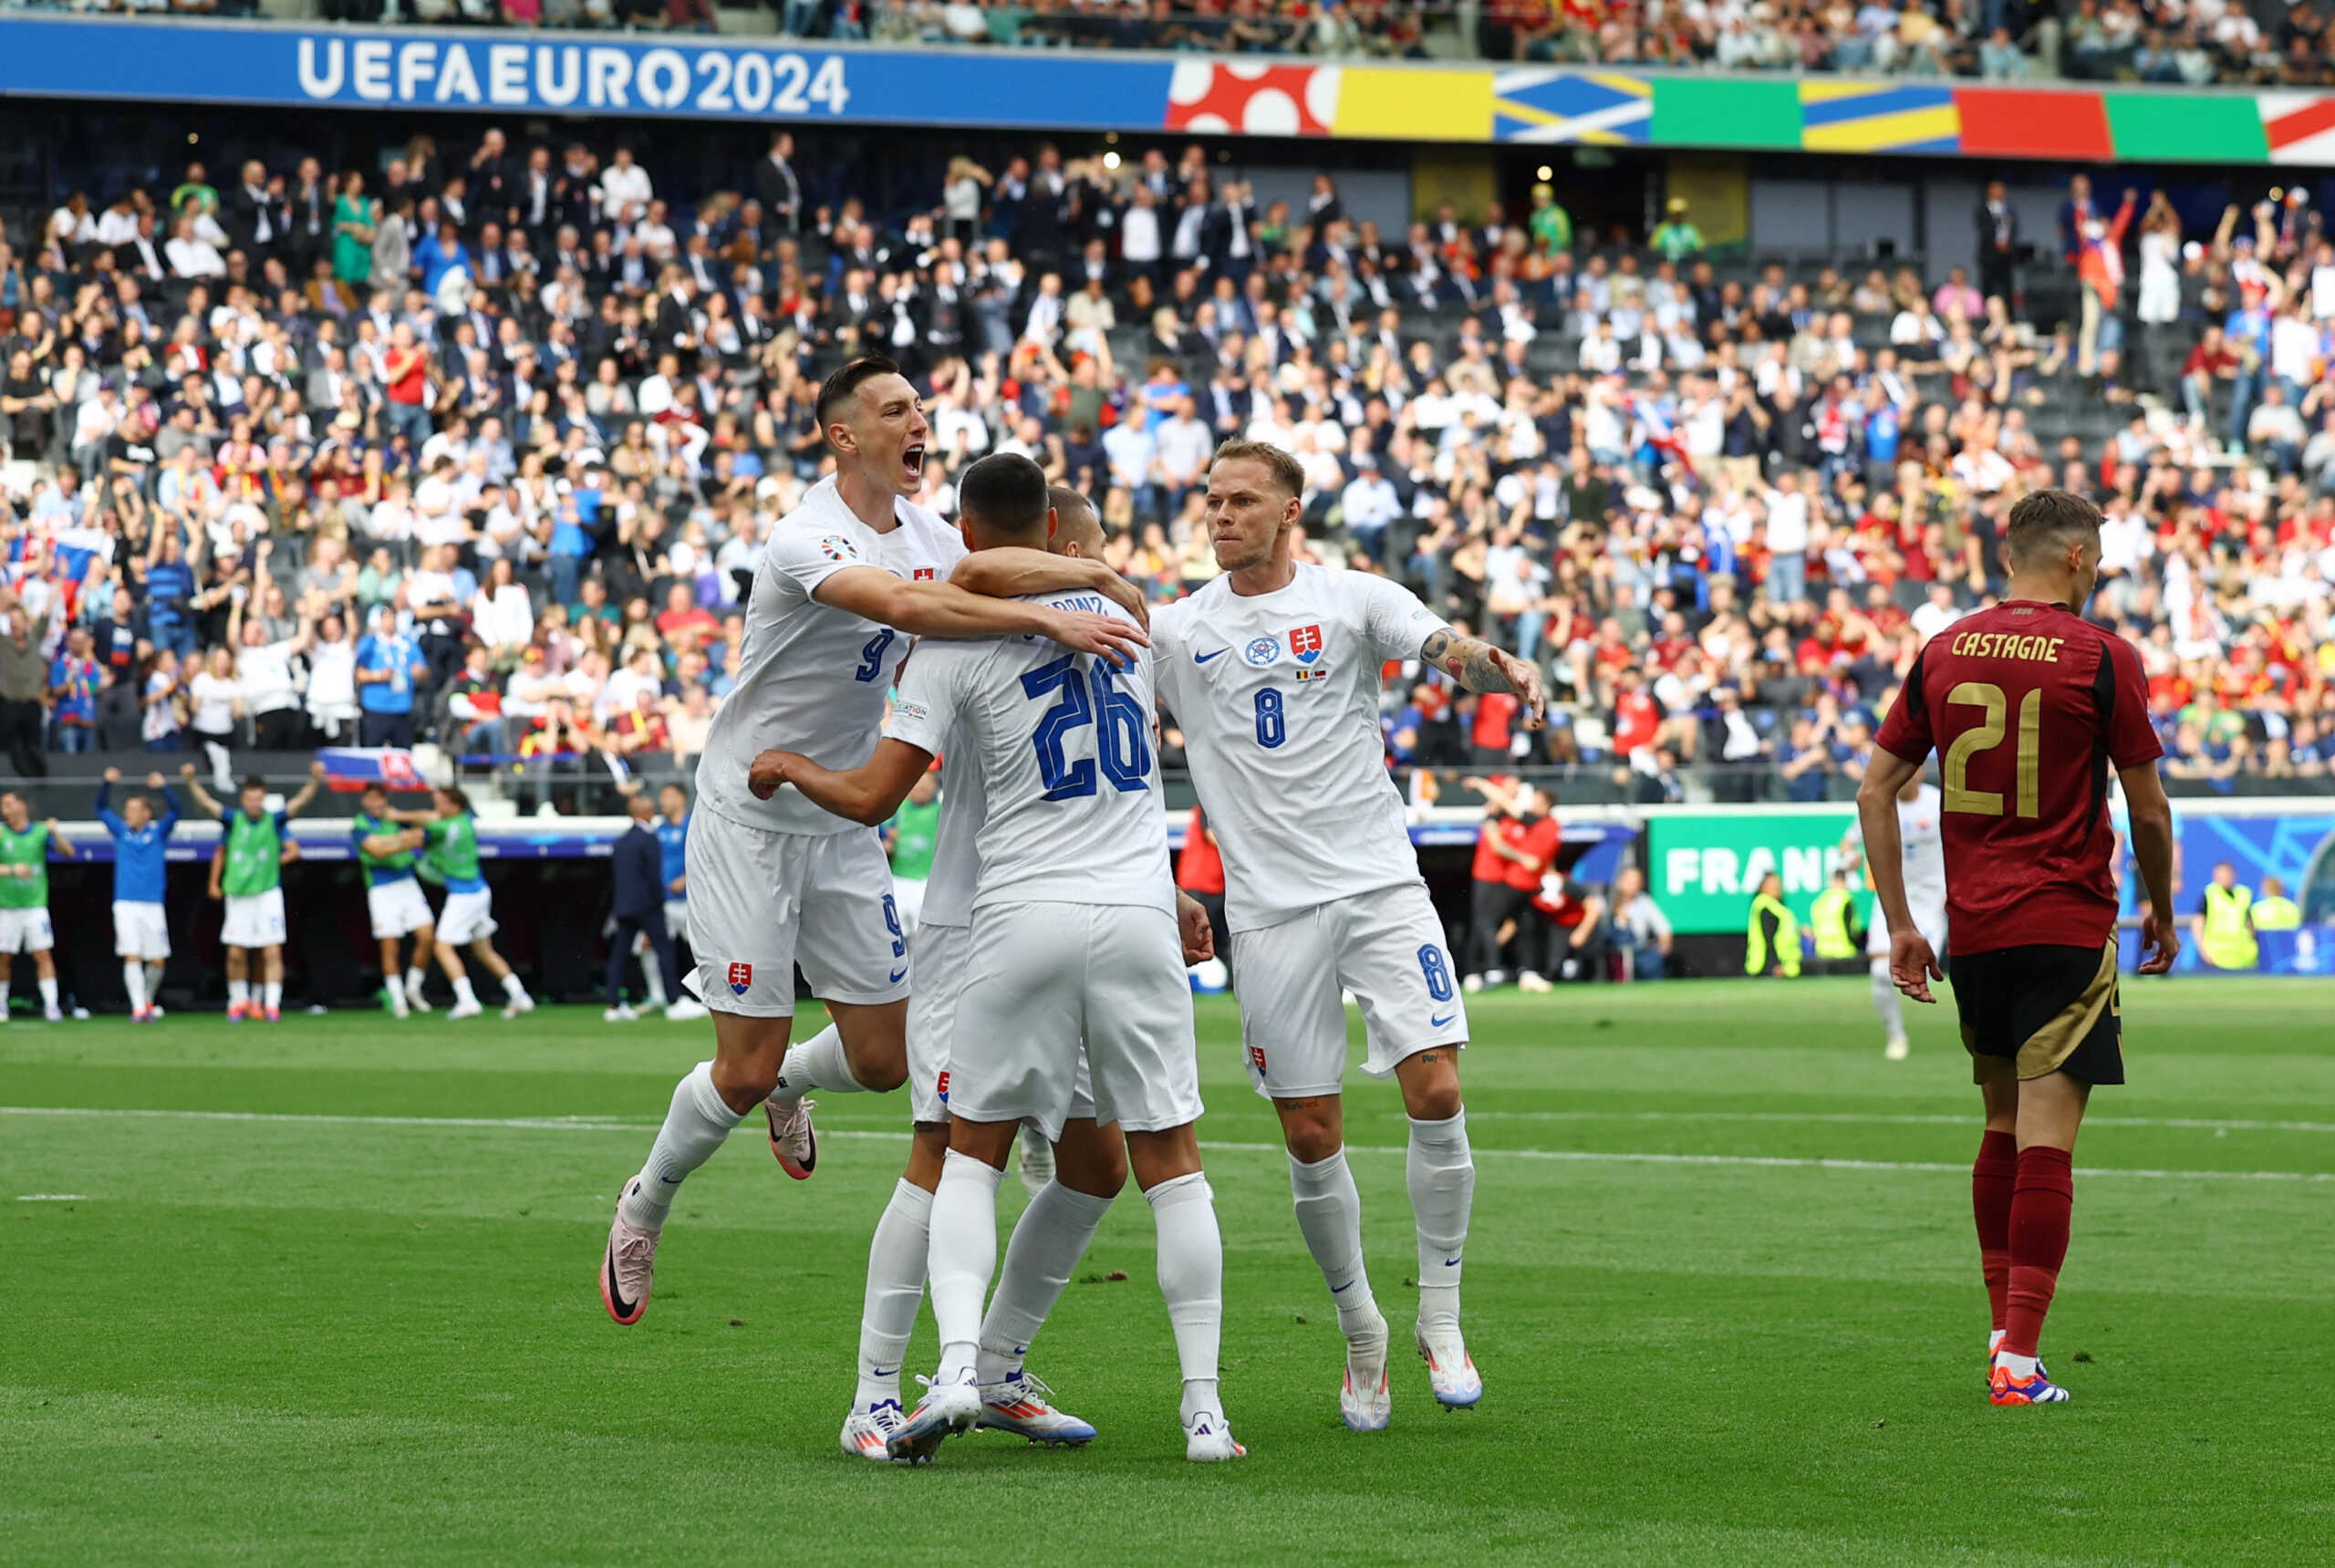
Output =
[{"x1": 1606, "y1": 867, "x2": 1673, "y2": 980}]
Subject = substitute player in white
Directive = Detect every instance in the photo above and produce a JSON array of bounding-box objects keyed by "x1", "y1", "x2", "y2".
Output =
[
  {"x1": 1151, "y1": 441, "x2": 1546, "y2": 1428},
  {"x1": 763, "y1": 452, "x2": 1240, "y2": 1464},
  {"x1": 1841, "y1": 773, "x2": 1948, "y2": 1060},
  {"x1": 600, "y1": 357, "x2": 1147, "y2": 1329}
]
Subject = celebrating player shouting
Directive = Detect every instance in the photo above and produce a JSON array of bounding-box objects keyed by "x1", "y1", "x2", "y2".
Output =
[
  {"x1": 1150, "y1": 441, "x2": 1546, "y2": 1429},
  {"x1": 1861, "y1": 488, "x2": 2178, "y2": 1407},
  {"x1": 763, "y1": 452, "x2": 1239, "y2": 1463},
  {"x1": 599, "y1": 356, "x2": 1147, "y2": 1328}
]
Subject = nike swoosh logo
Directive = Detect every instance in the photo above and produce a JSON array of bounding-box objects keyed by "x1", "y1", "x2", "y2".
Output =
[
  {"x1": 1443, "y1": 1257, "x2": 1461, "y2": 1268},
  {"x1": 604, "y1": 1248, "x2": 638, "y2": 1318},
  {"x1": 872, "y1": 1366, "x2": 898, "y2": 1379},
  {"x1": 658, "y1": 1174, "x2": 681, "y2": 1185},
  {"x1": 1194, "y1": 649, "x2": 1227, "y2": 664},
  {"x1": 1430, "y1": 1012, "x2": 1456, "y2": 1028},
  {"x1": 1331, "y1": 1281, "x2": 1354, "y2": 1293},
  {"x1": 888, "y1": 967, "x2": 908, "y2": 984}
]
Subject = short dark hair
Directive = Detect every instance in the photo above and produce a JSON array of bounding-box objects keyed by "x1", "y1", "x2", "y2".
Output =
[
  {"x1": 240, "y1": 775, "x2": 268, "y2": 794},
  {"x1": 1209, "y1": 439, "x2": 1304, "y2": 501},
  {"x1": 2005, "y1": 488, "x2": 2102, "y2": 566},
  {"x1": 959, "y1": 452, "x2": 1052, "y2": 542},
  {"x1": 1047, "y1": 484, "x2": 1105, "y2": 557},
  {"x1": 815, "y1": 355, "x2": 904, "y2": 437},
  {"x1": 439, "y1": 784, "x2": 474, "y2": 814}
]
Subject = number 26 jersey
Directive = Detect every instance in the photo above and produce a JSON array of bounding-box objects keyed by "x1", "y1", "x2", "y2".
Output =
[
  {"x1": 1874, "y1": 600, "x2": 2161, "y2": 954},
  {"x1": 1152, "y1": 565, "x2": 1450, "y2": 934}
]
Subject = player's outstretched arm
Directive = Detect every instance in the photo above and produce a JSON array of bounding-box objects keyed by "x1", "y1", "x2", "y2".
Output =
[
  {"x1": 1857, "y1": 747, "x2": 1940, "y2": 1003},
  {"x1": 2120, "y1": 761, "x2": 2182, "y2": 975},
  {"x1": 1422, "y1": 628, "x2": 1546, "y2": 731},
  {"x1": 177, "y1": 763, "x2": 223, "y2": 821},
  {"x1": 749, "y1": 739, "x2": 934, "y2": 827},
  {"x1": 46, "y1": 820, "x2": 75, "y2": 860},
  {"x1": 815, "y1": 566, "x2": 1146, "y2": 667},
  {"x1": 283, "y1": 761, "x2": 327, "y2": 819},
  {"x1": 951, "y1": 547, "x2": 1149, "y2": 630}
]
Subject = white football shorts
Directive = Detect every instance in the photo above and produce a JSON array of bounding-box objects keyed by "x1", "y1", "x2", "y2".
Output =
[
  {"x1": 367, "y1": 878, "x2": 435, "y2": 940},
  {"x1": 0, "y1": 906, "x2": 53, "y2": 954},
  {"x1": 1230, "y1": 882, "x2": 1468, "y2": 1100},
  {"x1": 684, "y1": 810, "x2": 908, "y2": 1018},
  {"x1": 946, "y1": 902, "x2": 1199, "y2": 1143},
  {"x1": 908, "y1": 918, "x2": 1095, "y2": 1127},
  {"x1": 438, "y1": 888, "x2": 498, "y2": 946},
  {"x1": 112, "y1": 899, "x2": 170, "y2": 959},
  {"x1": 221, "y1": 888, "x2": 287, "y2": 950}
]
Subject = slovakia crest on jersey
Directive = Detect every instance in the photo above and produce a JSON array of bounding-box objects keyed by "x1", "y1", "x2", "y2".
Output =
[
  {"x1": 1289, "y1": 625, "x2": 1324, "y2": 665},
  {"x1": 728, "y1": 962, "x2": 753, "y2": 996},
  {"x1": 1242, "y1": 635, "x2": 1281, "y2": 668}
]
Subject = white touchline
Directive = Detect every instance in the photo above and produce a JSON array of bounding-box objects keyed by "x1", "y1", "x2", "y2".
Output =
[
  {"x1": 3, "y1": 1106, "x2": 2330, "y2": 1185},
  {"x1": 1460, "y1": 1109, "x2": 2335, "y2": 1135},
  {"x1": 16, "y1": 1193, "x2": 88, "y2": 1201}
]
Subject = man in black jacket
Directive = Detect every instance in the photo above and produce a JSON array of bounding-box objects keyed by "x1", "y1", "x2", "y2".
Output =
[{"x1": 607, "y1": 791, "x2": 703, "y2": 1022}]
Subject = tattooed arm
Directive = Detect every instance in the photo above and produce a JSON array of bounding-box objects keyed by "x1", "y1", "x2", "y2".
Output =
[{"x1": 1420, "y1": 628, "x2": 1547, "y2": 732}]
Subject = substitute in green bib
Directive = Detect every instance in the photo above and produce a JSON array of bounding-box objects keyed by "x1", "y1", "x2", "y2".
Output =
[
  {"x1": 181, "y1": 762, "x2": 327, "y2": 1021},
  {"x1": 0, "y1": 791, "x2": 79, "y2": 1021},
  {"x1": 2193, "y1": 861, "x2": 2259, "y2": 971},
  {"x1": 1747, "y1": 871, "x2": 1802, "y2": 978},
  {"x1": 355, "y1": 782, "x2": 437, "y2": 1020},
  {"x1": 884, "y1": 766, "x2": 941, "y2": 935},
  {"x1": 393, "y1": 784, "x2": 536, "y2": 1021},
  {"x1": 2252, "y1": 876, "x2": 2302, "y2": 932}
]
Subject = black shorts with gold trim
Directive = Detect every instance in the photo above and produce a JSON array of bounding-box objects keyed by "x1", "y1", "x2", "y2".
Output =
[{"x1": 1950, "y1": 940, "x2": 2125, "y2": 1086}]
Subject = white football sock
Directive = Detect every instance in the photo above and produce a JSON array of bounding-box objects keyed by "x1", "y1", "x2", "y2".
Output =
[
  {"x1": 0, "y1": 982, "x2": 10, "y2": 1014},
  {"x1": 619, "y1": 1061, "x2": 743, "y2": 1230},
  {"x1": 1145, "y1": 1170, "x2": 1224, "y2": 1422},
  {"x1": 38, "y1": 976, "x2": 58, "y2": 1014},
  {"x1": 770, "y1": 1023, "x2": 863, "y2": 1106},
  {"x1": 226, "y1": 980, "x2": 247, "y2": 1008},
  {"x1": 1407, "y1": 1111, "x2": 1475, "y2": 1334},
  {"x1": 123, "y1": 961, "x2": 147, "y2": 1013},
  {"x1": 638, "y1": 933, "x2": 668, "y2": 1006},
  {"x1": 1871, "y1": 958, "x2": 1905, "y2": 1040},
  {"x1": 928, "y1": 1149, "x2": 1003, "y2": 1384},
  {"x1": 856, "y1": 1178, "x2": 933, "y2": 1407},
  {"x1": 452, "y1": 976, "x2": 478, "y2": 1008},
  {"x1": 978, "y1": 1180, "x2": 1115, "y2": 1384},
  {"x1": 2000, "y1": 1351, "x2": 2040, "y2": 1379},
  {"x1": 145, "y1": 961, "x2": 164, "y2": 1000},
  {"x1": 1288, "y1": 1149, "x2": 1379, "y2": 1337},
  {"x1": 262, "y1": 981, "x2": 281, "y2": 1012},
  {"x1": 404, "y1": 966, "x2": 427, "y2": 998},
  {"x1": 502, "y1": 972, "x2": 528, "y2": 1001}
]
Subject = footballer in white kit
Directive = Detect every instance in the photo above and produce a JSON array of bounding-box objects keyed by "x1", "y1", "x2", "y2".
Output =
[
  {"x1": 600, "y1": 357, "x2": 1146, "y2": 1336},
  {"x1": 1842, "y1": 775, "x2": 1949, "y2": 1060},
  {"x1": 1151, "y1": 441, "x2": 1548, "y2": 1429},
  {"x1": 766, "y1": 453, "x2": 1240, "y2": 1465}
]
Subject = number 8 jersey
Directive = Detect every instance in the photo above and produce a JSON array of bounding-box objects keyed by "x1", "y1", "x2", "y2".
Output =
[
  {"x1": 883, "y1": 590, "x2": 1172, "y2": 915},
  {"x1": 1873, "y1": 599, "x2": 2161, "y2": 954},
  {"x1": 1151, "y1": 565, "x2": 1451, "y2": 934}
]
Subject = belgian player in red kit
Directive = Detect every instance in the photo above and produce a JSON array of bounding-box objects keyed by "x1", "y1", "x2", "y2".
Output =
[{"x1": 1860, "y1": 490, "x2": 2179, "y2": 1407}]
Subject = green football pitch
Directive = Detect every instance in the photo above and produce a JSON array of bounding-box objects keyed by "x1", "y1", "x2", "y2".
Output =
[{"x1": 5, "y1": 980, "x2": 2331, "y2": 1566}]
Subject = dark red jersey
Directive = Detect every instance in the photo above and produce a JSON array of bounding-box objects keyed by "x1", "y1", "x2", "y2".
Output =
[{"x1": 1873, "y1": 600, "x2": 2161, "y2": 953}]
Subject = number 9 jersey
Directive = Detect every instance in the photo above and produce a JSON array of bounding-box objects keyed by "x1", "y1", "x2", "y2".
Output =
[{"x1": 1873, "y1": 600, "x2": 2162, "y2": 955}]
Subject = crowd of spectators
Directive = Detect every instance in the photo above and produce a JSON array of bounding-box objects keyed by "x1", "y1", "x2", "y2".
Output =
[
  {"x1": 0, "y1": 120, "x2": 2329, "y2": 810},
  {"x1": 26, "y1": 0, "x2": 2335, "y2": 88}
]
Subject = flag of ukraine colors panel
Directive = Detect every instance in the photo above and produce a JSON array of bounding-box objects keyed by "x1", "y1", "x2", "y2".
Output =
[{"x1": 1798, "y1": 81, "x2": 1960, "y2": 154}]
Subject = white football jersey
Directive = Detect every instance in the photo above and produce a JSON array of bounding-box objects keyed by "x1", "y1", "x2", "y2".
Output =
[
  {"x1": 918, "y1": 733, "x2": 984, "y2": 929},
  {"x1": 693, "y1": 477, "x2": 965, "y2": 836},
  {"x1": 1846, "y1": 782, "x2": 1948, "y2": 916},
  {"x1": 885, "y1": 590, "x2": 1171, "y2": 914},
  {"x1": 1151, "y1": 564, "x2": 1449, "y2": 932}
]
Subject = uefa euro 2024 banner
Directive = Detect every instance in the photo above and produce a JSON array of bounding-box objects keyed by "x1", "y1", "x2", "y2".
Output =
[{"x1": 0, "y1": 17, "x2": 1173, "y2": 129}]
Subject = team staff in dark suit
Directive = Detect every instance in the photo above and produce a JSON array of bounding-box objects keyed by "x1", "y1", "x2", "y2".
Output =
[
  {"x1": 607, "y1": 791, "x2": 703, "y2": 1022},
  {"x1": 1977, "y1": 180, "x2": 2020, "y2": 303}
]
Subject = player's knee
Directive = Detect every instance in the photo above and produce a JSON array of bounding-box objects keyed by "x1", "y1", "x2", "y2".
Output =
[
  {"x1": 1404, "y1": 1077, "x2": 1463, "y2": 1123},
  {"x1": 1056, "y1": 1130, "x2": 1128, "y2": 1199},
  {"x1": 1279, "y1": 1108, "x2": 1342, "y2": 1164},
  {"x1": 711, "y1": 1057, "x2": 780, "y2": 1107},
  {"x1": 849, "y1": 1049, "x2": 908, "y2": 1093}
]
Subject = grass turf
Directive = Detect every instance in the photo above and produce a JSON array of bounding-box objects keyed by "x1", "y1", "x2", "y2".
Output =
[{"x1": 4, "y1": 979, "x2": 2331, "y2": 1566}]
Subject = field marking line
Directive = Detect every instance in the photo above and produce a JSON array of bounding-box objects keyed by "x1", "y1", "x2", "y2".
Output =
[
  {"x1": 3, "y1": 1106, "x2": 2330, "y2": 1185},
  {"x1": 1463, "y1": 1109, "x2": 2335, "y2": 1135}
]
